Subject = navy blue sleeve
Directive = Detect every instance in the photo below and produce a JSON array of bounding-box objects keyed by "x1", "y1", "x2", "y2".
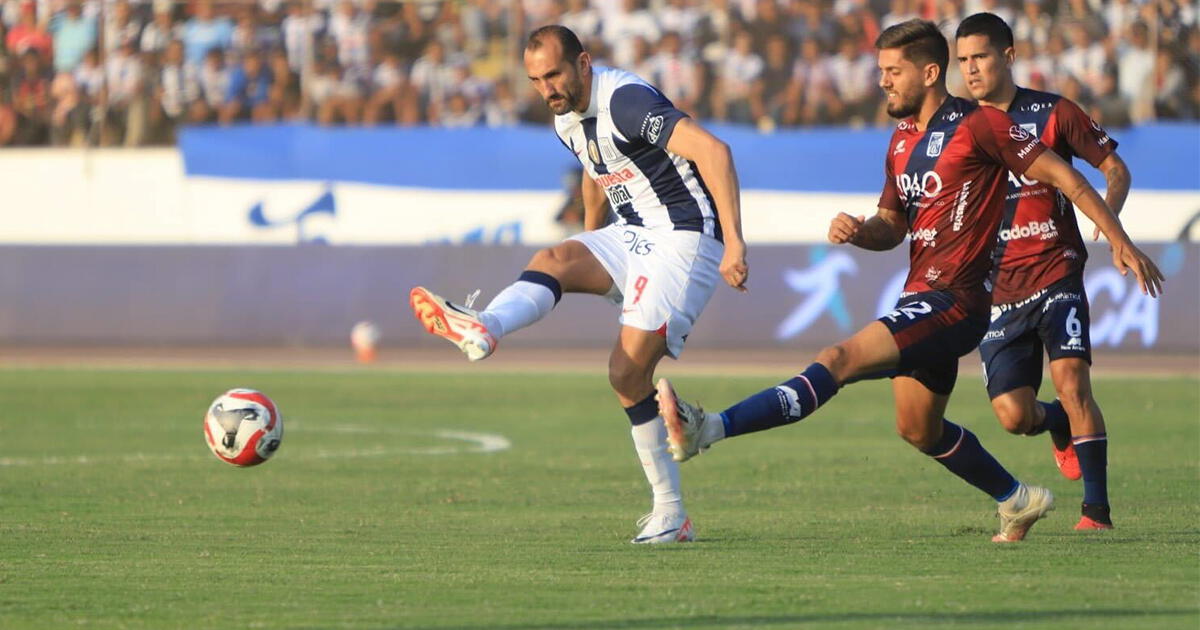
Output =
[{"x1": 609, "y1": 84, "x2": 688, "y2": 150}]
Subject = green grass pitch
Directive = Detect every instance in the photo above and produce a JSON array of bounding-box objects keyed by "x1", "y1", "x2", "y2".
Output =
[{"x1": 1, "y1": 368, "x2": 1196, "y2": 629}]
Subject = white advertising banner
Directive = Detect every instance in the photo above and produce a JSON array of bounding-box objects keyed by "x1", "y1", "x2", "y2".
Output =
[{"x1": 1, "y1": 149, "x2": 1197, "y2": 245}]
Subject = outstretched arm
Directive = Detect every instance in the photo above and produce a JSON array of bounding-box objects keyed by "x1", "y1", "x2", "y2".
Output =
[
  {"x1": 667, "y1": 117, "x2": 748, "y2": 291},
  {"x1": 1092, "y1": 152, "x2": 1131, "y2": 240},
  {"x1": 829, "y1": 207, "x2": 908, "y2": 251},
  {"x1": 1024, "y1": 150, "x2": 1163, "y2": 296}
]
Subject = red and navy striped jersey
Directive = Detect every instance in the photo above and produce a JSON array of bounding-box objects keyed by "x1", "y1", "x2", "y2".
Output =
[
  {"x1": 988, "y1": 87, "x2": 1117, "y2": 304},
  {"x1": 879, "y1": 96, "x2": 1047, "y2": 312}
]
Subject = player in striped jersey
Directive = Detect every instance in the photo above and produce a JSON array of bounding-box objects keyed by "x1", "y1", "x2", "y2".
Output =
[
  {"x1": 956, "y1": 12, "x2": 1161, "y2": 530},
  {"x1": 657, "y1": 20, "x2": 1162, "y2": 542},
  {"x1": 410, "y1": 26, "x2": 748, "y2": 544}
]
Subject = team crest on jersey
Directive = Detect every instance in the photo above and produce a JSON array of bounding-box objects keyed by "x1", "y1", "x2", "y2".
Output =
[
  {"x1": 587, "y1": 139, "x2": 601, "y2": 165},
  {"x1": 926, "y1": 132, "x2": 944, "y2": 157},
  {"x1": 1020, "y1": 122, "x2": 1038, "y2": 137}
]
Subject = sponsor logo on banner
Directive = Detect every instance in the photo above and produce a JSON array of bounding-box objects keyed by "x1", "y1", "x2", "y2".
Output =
[{"x1": 248, "y1": 187, "x2": 337, "y2": 244}]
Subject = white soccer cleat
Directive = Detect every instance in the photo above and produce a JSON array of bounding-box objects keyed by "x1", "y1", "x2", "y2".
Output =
[
  {"x1": 409, "y1": 286, "x2": 497, "y2": 362},
  {"x1": 631, "y1": 510, "x2": 694, "y2": 544},
  {"x1": 992, "y1": 483, "x2": 1055, "y2": 543},
  {"x1": 656, "y1": 378, "x2": 713, "y2": 463}
]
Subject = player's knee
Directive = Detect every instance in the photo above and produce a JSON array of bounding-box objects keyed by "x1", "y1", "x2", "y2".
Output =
[
  {"x1": 527, "y1": 246, "x2": 571, "y2": 276},
  {"x1": 607, "y1": 356, "x2": 650, "y2": 399},
  {"x1": 896, "y1": 422, "x2": 938, "y2": 451},
  {"x1": 1054, "y1": 378, "x2": 1093, "y2": 415},
  {"x1": 992, "y1": 397, "x2": 1033, "y2": 435},
  {"x1": 814, "y1": 344, "x2": 849, "y2": 380}
]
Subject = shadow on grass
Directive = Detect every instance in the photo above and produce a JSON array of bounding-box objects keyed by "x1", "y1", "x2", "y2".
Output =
[{"x1": 380, "y1": 608, "x2": 1198, "y2": 630}]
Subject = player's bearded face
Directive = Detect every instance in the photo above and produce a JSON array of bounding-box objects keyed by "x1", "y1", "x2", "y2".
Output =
[
  {"x1": 525, "y1": 47, "x2": 587, "y2": 115},
  {"x1": 878, "y1": 49, "x2": 925, "y2": 119}
]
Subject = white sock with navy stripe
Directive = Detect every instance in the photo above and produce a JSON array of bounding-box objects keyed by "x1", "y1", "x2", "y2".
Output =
[{"x1": 479, "y1": 272, "x2": 560, "y2": 338}]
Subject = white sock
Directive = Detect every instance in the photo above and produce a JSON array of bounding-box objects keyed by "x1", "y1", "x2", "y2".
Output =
[
  {"x1": 631, "y1": 417, "x2": 684, "y2": 514},
  {"x1": 477, "y1": 280, "x2": 556, "y2": 339},
  {"x1": 702, "y1": 412, "x2": 727, "y2": 448}
]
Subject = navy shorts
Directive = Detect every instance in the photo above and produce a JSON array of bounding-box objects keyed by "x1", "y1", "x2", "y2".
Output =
[
  {"x1": 979, "y1": 275, "x2": 1092, "y2": 399},
  {"x1": 877, "y1": 290, "x2": 989, "y2": 396}
]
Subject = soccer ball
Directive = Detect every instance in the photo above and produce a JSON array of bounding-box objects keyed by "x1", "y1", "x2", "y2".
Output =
[{"x1": 203, "y1": 388, "x2": 283, "y2": 467}]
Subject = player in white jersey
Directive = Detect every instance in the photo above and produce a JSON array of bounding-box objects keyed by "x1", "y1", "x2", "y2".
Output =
[{"x1": 410, "y1": 25, "x2": 747, "y2": 544}]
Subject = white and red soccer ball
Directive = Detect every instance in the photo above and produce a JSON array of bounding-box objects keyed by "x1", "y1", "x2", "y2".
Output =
[{"x1": 203, "y1": 388, "x2": 283, "y2": 467}]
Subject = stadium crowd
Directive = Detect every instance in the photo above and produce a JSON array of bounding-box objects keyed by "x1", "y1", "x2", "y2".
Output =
[{"x1": 0, "y1": 0, "x2": 1195, "y2": 145}]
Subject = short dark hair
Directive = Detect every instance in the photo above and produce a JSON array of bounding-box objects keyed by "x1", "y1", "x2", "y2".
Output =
[
  {"x1": 956, "y1": 12, "x2": 1014, "y2": 51},
  {"x1": 526, "y1": 25, "x2": 585, "y2": 62},
  {"x1": 875, "y1": 19, "x2": 949, "y2": 78}
]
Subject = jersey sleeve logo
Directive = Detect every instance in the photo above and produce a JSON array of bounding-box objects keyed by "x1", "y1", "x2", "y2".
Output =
[
  {"x1": 893, "y1": 139, "x2": 906, "y2": 155},
  {"x1": 645, "y1": 114, "x2": 664, "y2": 143},
  {"x1": 1008, "y1": 125, "x2": 1032, "y2": 142},
  {"x1": 587, "y1": 139, "x2": 601, "y2": 165},
  {"x1": 1020, "y1": 123, "x2": 1037, "y2": 137}
]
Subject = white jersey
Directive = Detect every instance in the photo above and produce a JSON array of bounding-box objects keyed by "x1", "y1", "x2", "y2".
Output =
[{"x1": 554, "y1": 66, "x2": 721, "y2": 241}]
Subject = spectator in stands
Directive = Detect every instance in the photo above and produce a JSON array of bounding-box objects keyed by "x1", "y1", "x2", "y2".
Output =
[
  {"x1": 1092, "y1": 66, "x2": 1132, "y2": 128},
  {"x1": 1012, "y1": 0, "x2": 1051, "y2": 48},
  {"x1": 266, "y1": 47, "x2": 302, "y2": 121},
  {"x1": 440, "y1": 90, "x2": 479, "y2": 127},
  {"x1": 712, "y1": 29, "x2": 762, "y2": 124},
  {"x1": 103, "y1": 0, "x2": 142, "y2": 56},
  {"x1": 409, "y1": 38, "x2": 454, "y2": 123},
  {"x1": 147, "y1": 39, "x2": 193, "y2": 142},
  {"x1": 483, "y1": 77, "x2": 519, "y2": 126},
  {"x1": 657, "y1": 0, "x2": 702, "y2": 49},
  {"x1": 49, "y1": 0, "x2": 96, "y2": 73},
  {"x1": 139, "y1": 5, "x2": 178, "y2": 55},
  {"x1": 183, "y1": 0, "x2": 232, "y2": 70},
  {"x1": 1119, "y1": 21, "x2": 1155, "y2": 122},
  {"x1": 282, "y1": 0, "x2": 324, "y2": 74},
  {"x1": 362, "y1": 50, "x2": 408, "y2": 125},
  {"x1": 189, "y1": 47, "x2": 228, "y2": 123},
  {"x1": 10, "y1": 48, "x2": 49, "y2": 143},
  {"x1": 649, "y1": 30, "x2": 704, "y2": 117},
  {"x1": 602, "y1": 0, "x2": 659, "y2": 69},
  {"x1": 827, "y1": 32, "x2": 876, "y2": 125},
  {"x1": 758, "y1": 32, "x2": 791, "y2": 127},
  {"x1": 329, "y1": 0, "x2": 369, "y2": 73},
  {"x1": 306, "y1": 57, "x2": 361, "y2": 125},
  {"x1": 220, "y1": 48, "x2": 272, "y2": 124},
  {"x1": 786, "y1": 35, "x2": 835, "y2": 126},
  {"x1": 6, "y1": 2, "x2": 52, "y2": 63},
  {"x1": 1153, "y1": 46, "x2": 1189, "y2": 119},
  {"x1": 1060, "y1": 21, "x2": 1105, "y2": 96},
  {"x1": 49, "y1": 63, "x2": 85, "y2": 144},
  {"x1": 102, "y1": 39, "x2": 145, "y2": 145},
  {"x1": 560, "y1": 0, "x2": 601, "y2": 45}
]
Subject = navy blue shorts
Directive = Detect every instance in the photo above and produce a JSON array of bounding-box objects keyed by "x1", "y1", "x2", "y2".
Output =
[
  {"x1": 979, "y1": 274, "x2": 1092, "y2": 399},
  {"x1": 876, "y1": 290, "x2": 989, "y2": 396}
]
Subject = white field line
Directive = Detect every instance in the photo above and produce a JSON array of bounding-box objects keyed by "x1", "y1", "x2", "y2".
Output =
[{"x1": 0, "y1": 427, "x2": 511, "y2": 467}]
